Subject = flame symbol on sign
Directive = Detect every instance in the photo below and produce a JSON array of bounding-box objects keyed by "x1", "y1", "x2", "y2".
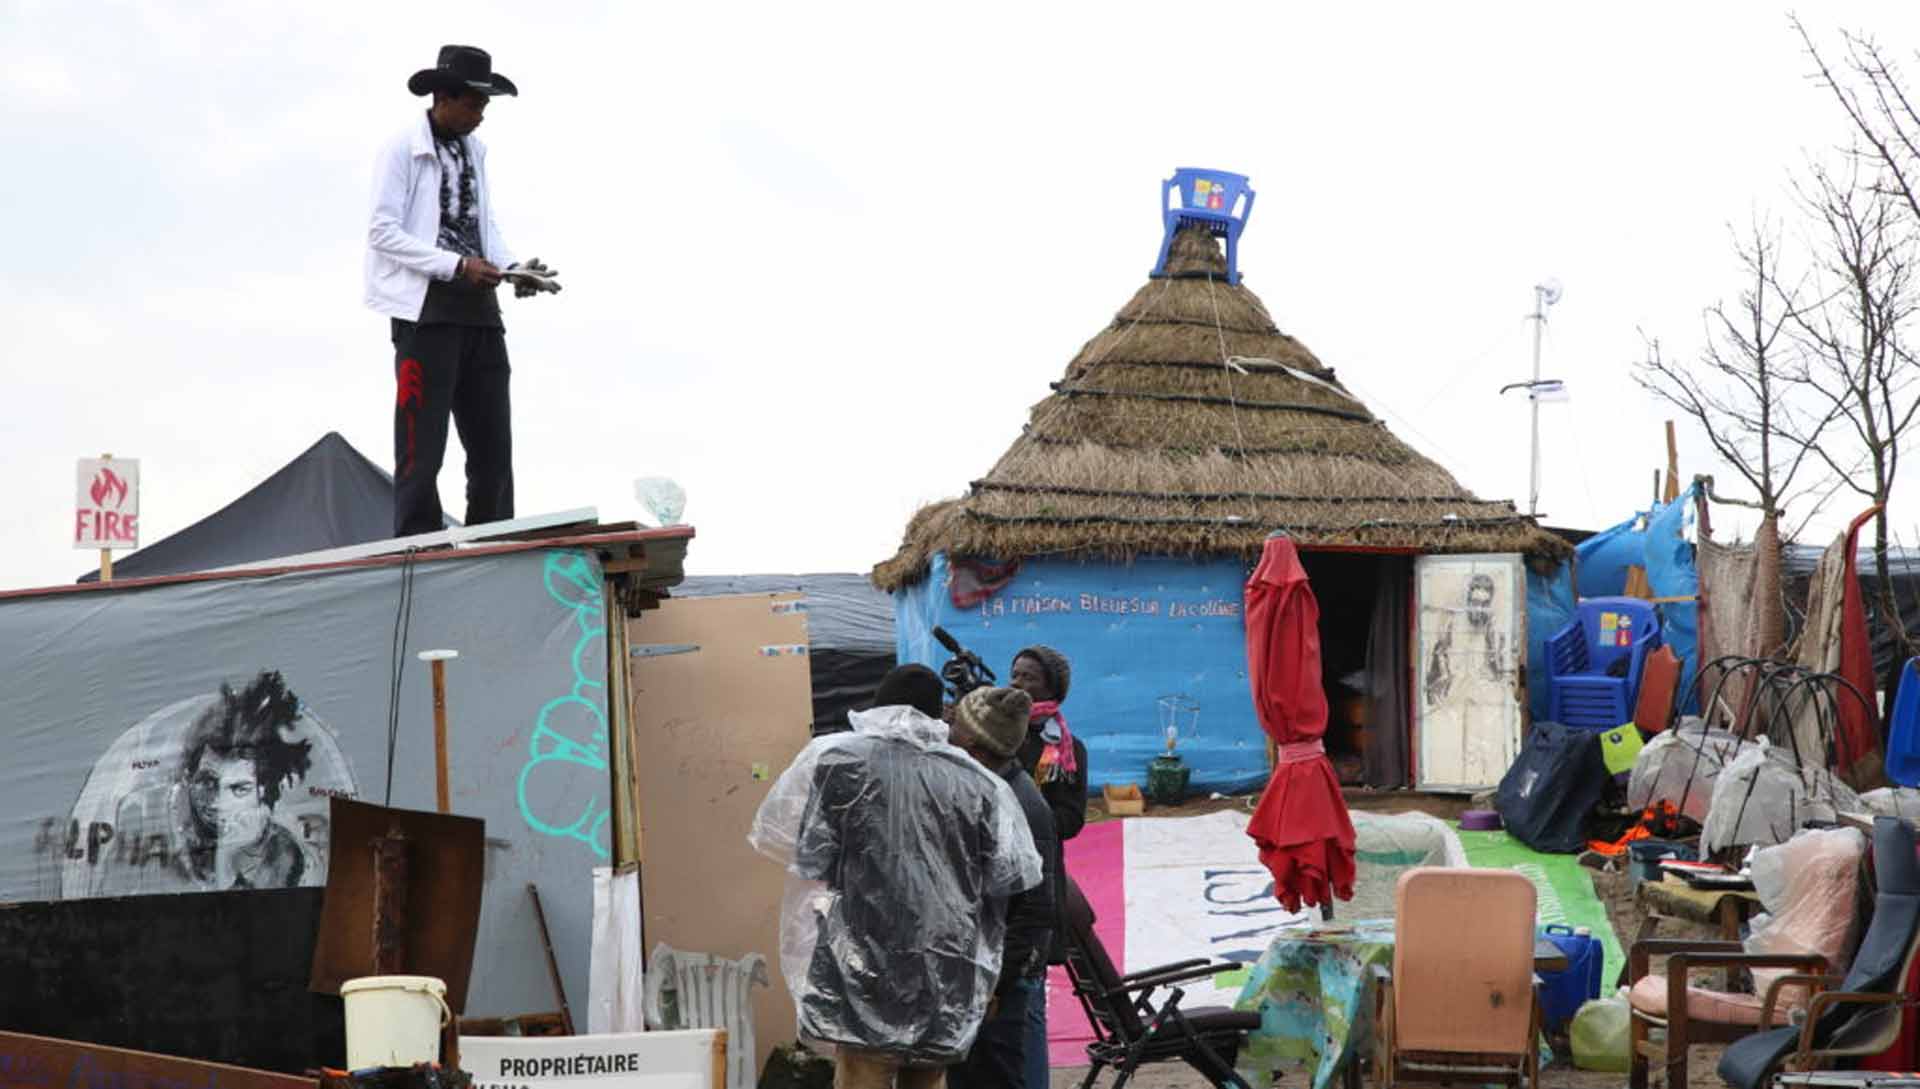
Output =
[{"x1": 90, "y1": 469, "x2": 128, "y2": 509}]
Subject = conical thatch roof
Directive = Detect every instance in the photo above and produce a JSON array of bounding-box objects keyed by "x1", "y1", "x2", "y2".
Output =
[{"x1": 872, "y1": 227, "x2": 1570, "y2": 590}]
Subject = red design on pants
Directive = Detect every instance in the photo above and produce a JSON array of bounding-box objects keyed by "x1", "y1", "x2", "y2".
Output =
[{"x1": 396, "y1": 358, "x2": 423, "y2": 474}]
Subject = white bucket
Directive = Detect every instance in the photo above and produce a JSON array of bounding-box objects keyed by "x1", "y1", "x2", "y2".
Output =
[{"x1": 341, "y1": 975, "x2": 452, "y2": 1069}]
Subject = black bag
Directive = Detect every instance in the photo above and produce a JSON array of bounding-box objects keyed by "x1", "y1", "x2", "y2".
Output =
[{"x1": 1495, "y1": 721, "x2": 1607, "y2": 853}]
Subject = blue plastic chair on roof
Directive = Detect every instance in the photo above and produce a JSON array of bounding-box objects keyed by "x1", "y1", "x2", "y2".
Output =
[
  {"x1": 1545, "y1": 596, "x2": 1662, "y2": 728},
  {"x1": 1886, "y1": 658, "x2": 1920, "y2": 786},
  {"x1": 1151, "y1": 168, "x2": 1256, "y2": 285}
]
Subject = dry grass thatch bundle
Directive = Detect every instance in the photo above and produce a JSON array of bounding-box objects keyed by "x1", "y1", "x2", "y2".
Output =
[{"x1": 871, "y1": 227, "x2": 1569, "y2": 589}]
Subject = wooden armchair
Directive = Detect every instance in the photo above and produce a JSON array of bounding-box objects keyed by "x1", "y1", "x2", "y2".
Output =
[{"x1": 1625, "y1": 939, "x2": 1829, "y2": 1089}]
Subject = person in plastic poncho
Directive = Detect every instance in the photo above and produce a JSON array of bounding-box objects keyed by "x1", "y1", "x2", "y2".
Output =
[
  {"x1": 749, "y1": 665, "x2": 1043, "y2": 1089},
  {"x1": 947, "y1": 686, "x2": 1059, "y2": 1089}
]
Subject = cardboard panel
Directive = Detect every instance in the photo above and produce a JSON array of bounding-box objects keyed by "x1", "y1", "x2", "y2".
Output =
[{"x1": 629, "y1": 594, "x2": 813, "y2": 1069}]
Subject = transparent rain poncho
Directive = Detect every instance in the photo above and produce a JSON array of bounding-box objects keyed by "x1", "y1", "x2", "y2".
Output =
[{"x1": 748, "y1": 705, "x2": 1042, "y2": 1066}]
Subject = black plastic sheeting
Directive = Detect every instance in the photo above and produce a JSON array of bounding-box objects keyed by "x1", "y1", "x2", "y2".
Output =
[
  {"x1": 673, "y1": 574, "x2": 896, "y2": 735},
  {"x1": 1781, "y1": 543, "x2": 1920, "y2": 680},
  {"x1": 0, "y1": 887, "x2": 344, "y2": 1072},
  {"x1": 77, "y1": 432, "x2": 450, "y2": 583}
]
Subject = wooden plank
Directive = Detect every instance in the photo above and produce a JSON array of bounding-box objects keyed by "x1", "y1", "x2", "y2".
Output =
[
  {"x1": 1665, "y1": 421, "x2": 1681, "y2": 503},
  {"x1": 0, "y1": 1031, "x2": 311, "y2": 1089},
  {"x1": 629, "y1": 594, "x2": 813, "y2": 1071}
]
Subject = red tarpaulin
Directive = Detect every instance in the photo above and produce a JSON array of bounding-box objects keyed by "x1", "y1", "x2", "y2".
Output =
[
  {"x1": 1836, "y1": 506, "x2": 1884, "y2": 784},
  {"x1": 1243, "y1": 535, "x2": 1356, "y2": 912}
]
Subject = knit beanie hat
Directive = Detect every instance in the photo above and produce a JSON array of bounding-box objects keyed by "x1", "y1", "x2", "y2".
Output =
[
  {"x1": 872, "y1": 664, "x2": 945, "y2": 720},
  {"x1": 951, "y1": 686, "x2": 1033, "y2": 759},
  {"x1": 1015, "y1": 645, "x2": 1072, "y2": 703}
]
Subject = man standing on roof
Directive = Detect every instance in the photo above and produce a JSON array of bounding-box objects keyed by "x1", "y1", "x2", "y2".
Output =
[
  {"x1": 947, "y1": 686, "x2": 1057, "y2": 1089},
  {"x1": 1007, "y1": 645, "x2": 1087, "y2": 1089},
  {"x1": 366, "y1": 45, "x2": 560, "y2": 539}
]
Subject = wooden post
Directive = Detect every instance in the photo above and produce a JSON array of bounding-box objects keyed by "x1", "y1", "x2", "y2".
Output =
[
  {"x1": 371, "y1": 825, "x2": 410, "y2": 975},
  {"x1": 1664, "y1": 421, "x2": 1680, "y2": 503},
  {"x1": 418, "y1": 649, "x2": 459, "y2": 813},
  {"x1": 98, "y1": 453, "x2": 113, "y2": 582}
]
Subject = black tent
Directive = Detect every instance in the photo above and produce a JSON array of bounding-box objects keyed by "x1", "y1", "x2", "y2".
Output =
[
  {"x1": 671, "y1": 574, "x2": 895, "y2": 735},
  {"x1": 77, "y1": 432, "x2": 425, "y2": 583}
]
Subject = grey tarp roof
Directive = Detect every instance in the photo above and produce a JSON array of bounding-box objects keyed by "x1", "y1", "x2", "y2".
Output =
[
  {"x1": 77, "y1": 432, "x2": 446, "y2": 583},
  {"x1": 672, "y1": 573, "x2": 893, "y2": 651}
]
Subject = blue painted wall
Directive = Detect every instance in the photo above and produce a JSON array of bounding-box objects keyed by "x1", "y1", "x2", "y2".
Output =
[{"x1": 893, "y1": 551, "x2": 1269, "y2": 793}]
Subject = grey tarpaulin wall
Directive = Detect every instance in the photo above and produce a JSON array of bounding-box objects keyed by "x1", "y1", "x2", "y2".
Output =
[{"x1": 2, "y1": 546, "x2": 610, "y2": 1017}]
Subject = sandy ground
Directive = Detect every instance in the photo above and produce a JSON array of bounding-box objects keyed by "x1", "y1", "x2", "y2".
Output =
[{"x1": 1056, "y1": 791, "x2": 1729, "y2": 1089}]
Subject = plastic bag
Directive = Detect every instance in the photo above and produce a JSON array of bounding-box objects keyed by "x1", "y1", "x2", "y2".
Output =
[
  {"x1": 1627, "y1": 720, "x2": 1756, "y2": 824},
  {"x1": 747, "y1": 704, "x2": 1042, "y2": 1066},
  {"x1": 1744, "y1": 827, "x2": 1866, "y2": 1007},
  {"x1": 1701, "y1": 738, "x2": 1861, "y2": 854},
  {"x1": 1861, "y1": 787, "x2": 1920, "y2": 821},
  {"x1": 1570, "y1": 991, "x2": 1632, "y2": 1072}
]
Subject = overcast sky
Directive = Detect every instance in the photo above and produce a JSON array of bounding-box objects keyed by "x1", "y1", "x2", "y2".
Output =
[{"x1": 5, "y1": 2, "x2": 1920, "y2": 591}]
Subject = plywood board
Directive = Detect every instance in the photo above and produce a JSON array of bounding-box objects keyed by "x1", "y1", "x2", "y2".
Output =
[{"x1": 628, "y1": 594, "x2": 813, "y2": 1070}]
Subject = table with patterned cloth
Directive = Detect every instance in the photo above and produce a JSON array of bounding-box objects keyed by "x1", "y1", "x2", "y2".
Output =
[{"x1": 1233, "y1": 920, "x2": 1396, "y2": 1089}]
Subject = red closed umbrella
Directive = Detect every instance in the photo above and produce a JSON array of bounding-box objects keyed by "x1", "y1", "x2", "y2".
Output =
[{"x1": 1243, "y1": 534, "x2": 1356, "y2": 913}]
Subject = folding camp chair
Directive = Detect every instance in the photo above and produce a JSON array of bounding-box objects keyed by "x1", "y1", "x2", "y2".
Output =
[
  {"x1": 1373, "y1": 868, "x2": 1540, "y2": 1089},
  {"x1": 1717, "y1": 816, "x2": 1920, "y2": 1089},
  {"x1": 1057, "y1": 874, "x2": 1259, "y2": 1089}
]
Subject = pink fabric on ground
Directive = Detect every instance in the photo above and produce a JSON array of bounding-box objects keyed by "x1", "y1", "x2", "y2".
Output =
[{"x1": 1048, "y1": 819, "x2": 1126, "y2": 1067}]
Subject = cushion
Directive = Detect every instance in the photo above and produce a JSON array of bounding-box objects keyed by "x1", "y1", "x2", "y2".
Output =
[{"x1": 1628, "y1": 975, "x2": 1773, "y2": 1026}]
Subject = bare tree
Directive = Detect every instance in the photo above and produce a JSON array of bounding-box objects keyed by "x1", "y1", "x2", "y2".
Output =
[
  {"x1": 1777, "y1": 155, "x2": 1920, "y2": 647},
  {"x1": 1636, "y1": 221, "x2": 1835, "y2": 667},
  {"x1": 1636, "y1": 221, "x2": 1833, "y2": 526}
]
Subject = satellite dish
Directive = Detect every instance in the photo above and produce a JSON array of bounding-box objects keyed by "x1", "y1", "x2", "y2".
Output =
[
  {"x1": 633, "y1": 477, "x2": 687, "y2": 526},
  {"x1": 1538, "y1": 278, "x2": 1564, "y2": 306}
]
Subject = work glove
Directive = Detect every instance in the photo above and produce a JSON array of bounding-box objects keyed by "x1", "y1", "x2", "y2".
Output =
[{"x1": 507, "y1": 258, "x2": 562, "y2": 297}]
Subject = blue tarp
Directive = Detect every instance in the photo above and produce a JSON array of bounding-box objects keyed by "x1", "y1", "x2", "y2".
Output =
[
  {"x1": 893, "y1": 551, "x2": 1269, "y2": 793},
  {"x1": 1553, "y1": 486, "x2": 1702, "y2": 714},
  {"x1": 1526, "y1": 566, "x2": 1577, "y2": 722}
]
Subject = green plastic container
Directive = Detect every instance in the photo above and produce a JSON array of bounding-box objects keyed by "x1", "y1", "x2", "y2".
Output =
[{"x1": 1145, "y1": 755, "x2": 1191, "y2": 804}]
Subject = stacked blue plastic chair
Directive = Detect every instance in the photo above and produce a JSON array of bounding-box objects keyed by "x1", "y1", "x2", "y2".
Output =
[
  {"x1": 1151, "y1": 168, "x2": 1256, "y2": 285},
  {"x1": 1545, "y1": 596, "x2": 1662, "y2": 728},
  {"x1": 1886, "y1": 657, "x2": 1920, "y2": 786}
]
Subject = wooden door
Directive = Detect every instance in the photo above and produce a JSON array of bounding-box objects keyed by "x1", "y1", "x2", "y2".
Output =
[{"x1": 1413, "y1": 553, "x2": 1527, "y2": 792}]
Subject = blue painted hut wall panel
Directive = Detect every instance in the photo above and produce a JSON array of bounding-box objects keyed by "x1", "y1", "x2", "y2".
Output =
[{"x1": 893, "y1": 552, "x2": 1268, "y2": 793}]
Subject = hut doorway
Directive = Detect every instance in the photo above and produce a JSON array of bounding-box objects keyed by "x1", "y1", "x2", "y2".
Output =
[{"x1": 1299, "y1": 550, "x2": 1415, "y2": 789}]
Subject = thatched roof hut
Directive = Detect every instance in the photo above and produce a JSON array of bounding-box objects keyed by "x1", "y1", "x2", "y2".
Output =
[{"x1": 873, "y1": 226, "x2": 1568, "y2": 590}]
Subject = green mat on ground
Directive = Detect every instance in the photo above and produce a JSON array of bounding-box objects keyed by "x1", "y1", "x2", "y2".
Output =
[{"x1": 1457, "y1": 829, "x2": 1623, "y2": 987}]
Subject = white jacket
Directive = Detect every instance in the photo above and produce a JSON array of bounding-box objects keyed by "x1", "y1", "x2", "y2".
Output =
[{"x1": 364, "y1": 112, "x2": 517, "y2": 320}]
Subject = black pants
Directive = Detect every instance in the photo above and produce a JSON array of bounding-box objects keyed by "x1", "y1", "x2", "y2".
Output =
[
  {"x1": 391, "y1": 320, "x2": 514, "y2": 537},
  {"x1": 947, "y1": 982, "x2": 1031, "y2": 1089}
]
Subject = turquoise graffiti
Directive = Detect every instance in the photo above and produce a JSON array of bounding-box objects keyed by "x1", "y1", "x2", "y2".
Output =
[{"x1": 517, "y1": 551, "x2": 611, "y2": 858}]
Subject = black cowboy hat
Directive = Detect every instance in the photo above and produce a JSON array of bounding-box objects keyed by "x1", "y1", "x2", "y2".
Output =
[{"x1": 408, "y1": 45, "x2": 518, "y2": 97}]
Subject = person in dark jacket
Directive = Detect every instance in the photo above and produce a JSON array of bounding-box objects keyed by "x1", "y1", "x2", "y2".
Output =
[
  {"x1": 1010, "y1": 646, "x2": 1088, "y2": 841},
  {"x1": 1009, "y1": 645, "x2": 1086, "y2": 1088},
  {"x1": 948, "y1": 686, "x2": 1057, "y2": 1089}
]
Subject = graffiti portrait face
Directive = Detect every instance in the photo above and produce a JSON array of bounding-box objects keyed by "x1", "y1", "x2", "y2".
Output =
[
  {"x1": 189, "y1": 753, "x2": 271, "y2": 849},
  {"x1": 1466, "y1": 573, "x2": 1496, "y2": 630},
  {"x1": 56, "y1": 669, "x2": 359, "y2": 899}
]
